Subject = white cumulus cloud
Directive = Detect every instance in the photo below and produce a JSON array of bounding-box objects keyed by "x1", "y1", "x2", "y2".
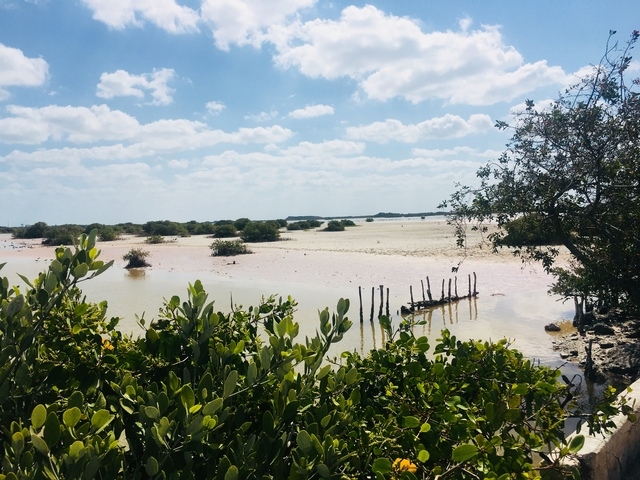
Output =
[
  {"x1": 288, "y1": 104, "x2": 334, "y2": 119},
  {"x1": 97, "y1": 68, "x2": 176, "y2": 105},
  {"x1": 270, "y1": 6, "x2": 567, "y2": 105},
  {"x1": 0, "y1": 43, "x2": 49, "y2": 100},
  {"x1": 81, "y1": 0, "x2": 200, "y2": 33},
  {"x1": 200, "y1": 0, "x2": 316, "y2": 50},
  {"x1": 206, "y1": 101, "x2": 225, "y2": 115},
  {"x1": 345, "y1": 114, "x2": 493, "y2": 144}
]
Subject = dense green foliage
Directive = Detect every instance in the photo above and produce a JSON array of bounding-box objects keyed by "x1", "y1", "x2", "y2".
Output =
[
  {"x1": 0, "y1": 233, "x2": 629, "y2": 479},
  {"x1": 212, "y1": 224, "x2": 238, "y2": 238},
  {"x1": 442, "y1": 32, "x2": 640, "y2": 311},
  {"x1": 143, "y1": 221, "x2": 189, "y2": 238},
  {"x1": 123, "y1": 248, "x2": 151, "y2": 268},
  {"x1": 324, "y1": 221, "x2": 345, "y2": 232},
  {"x1": 241, "y1": 221, "x2": 281, "y2": 242},
  {"x1": 500, "y1": 215, "x2": 564, "y2": 247},
  {"x1": 233, "y1": 218, "x2": 251, "y2": 231},
  {"x1": 286, "y1": 220, "x2": 324, "y2": 231},
  {"x1": 84, "y1": 224, "x2": 119, "y2": 242},
  {"x1": 210, "y1": 240, "x2": 251, "y2": 256},
  {"x1": 323, "y1": 220, "x2": 356, "y2": 232},
  {"x1": 41, "y1": 225, "x2": 85, "y2": 246}
]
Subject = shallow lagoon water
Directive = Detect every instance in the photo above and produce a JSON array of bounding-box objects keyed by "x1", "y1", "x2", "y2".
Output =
[{"x1": 1, "y1": 250, "x2": 575, "y2": 369}]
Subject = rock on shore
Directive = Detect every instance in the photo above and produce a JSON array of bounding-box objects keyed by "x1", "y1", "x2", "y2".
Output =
[{"x1": 551, "y1": 311, "x2": 640, "y2": 383}]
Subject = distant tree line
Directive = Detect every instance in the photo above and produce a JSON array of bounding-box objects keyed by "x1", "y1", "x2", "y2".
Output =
[
  {"x1": 6, "y1": 216, "x2": 363, "y2": 247},
  {"x1": 7, "y1": 218, "x2": 291, "y2": 245}
]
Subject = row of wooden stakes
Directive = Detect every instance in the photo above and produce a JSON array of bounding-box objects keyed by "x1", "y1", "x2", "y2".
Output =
[{"x1": 357, "y1": 273, "x2": 479, "y2": 323}]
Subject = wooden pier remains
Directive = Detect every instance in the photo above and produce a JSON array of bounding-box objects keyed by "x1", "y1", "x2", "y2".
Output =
[{"x1": 400, "y1": 272, "x2": 478, "y2": 315}]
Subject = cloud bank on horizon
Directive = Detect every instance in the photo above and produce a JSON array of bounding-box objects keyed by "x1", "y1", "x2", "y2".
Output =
[{"x1": 0, "y1": 0, "x2": 637, "y2": 225}]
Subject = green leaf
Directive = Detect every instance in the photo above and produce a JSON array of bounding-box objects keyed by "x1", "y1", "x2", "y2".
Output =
[
  {"x1": 345, "y1": 366, "x2": 358, "y2": 385},
  {"x1": 223, "y1": 370, "x2": 238, "y2": 400},
  {"x1": 452, "y1": 444, "x2": 479, "y2": 463},
  {"x1": 297, "y1": 430, "x2": 312, "y2": 454},
  {"x1": 372, "y1": 458, "x2": 392, "y2": 475},
  {"x1": 203, "y1": 398, "x2": 223, "y2": 416},
  {"x1": 317, "y1": 364, "x2": 331, "y2": 380},
  {"x1": 180, "y1": 384, "x2": 195, "y2": 411},
  {"x1": 144, "y1": 406, "x2": 160, "y2": 420},
  {"x1": 31, "y1": 404, "x2": 47, "y2": 430},
  {"x1": 260, "y1": 346, "x2": 271, "y2": 370},
  {"x1": 11, "y1": 432, "x2": 24, "y2": 456},
  {"x1": 43, "y1": 412, "x2": 60, "y2": 448},
  {"x1": 30, "y1": 434, "x2": 49, "y2": 455},
  {"x1": 90, "y1": 410, "x2": 113, "y2": 433},
  {"x1": 403, "y1": 416, "x2": 421, "y2": 428},
  {"x1": 420, "y1": 422, "x2": 431, "y2": 433},
  {"x1": 85, "y1": 455, "x2": 100, "y2": 480},
  {"x1": 224, "y1": 465, "x2": 239, "y2": 480},
  {"x1": 247, "y1": 362, "x2": 257, "y2": 384},
  {"x1": 7, "y1": 295, "x2": 24, "y2": 317},
  {"x1": 62, "y1": 407, "x2": 82, "y2": 428},
  {"x1": 145, "y1": 456, "x2": 159, "y2": 476},
  {"x1": 512, "y1": 383, "x2": 529, "y2": 395},
  {"x1": 73, "y1": 263, "x2": 89, "y2": 279},
  {"x1": 568, "y1": 434, "x2": 585, "y2": 454},
  {"x1": 417, "y1": 449, "x2": 430, "y2": 462},
  {"x1": 317, "y1": 463, "x2": 331, "y2": 478},
  {"x1": 69, "y1": 440, "x2": 85, "y2": 459},
  {"x1": 68, "y1": 391, "x2": 84, "y2": 410}
]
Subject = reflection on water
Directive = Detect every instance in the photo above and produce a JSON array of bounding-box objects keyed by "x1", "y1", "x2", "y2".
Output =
[{"x1": 127, "y1": 268, "x2": 147, "y2": 279}]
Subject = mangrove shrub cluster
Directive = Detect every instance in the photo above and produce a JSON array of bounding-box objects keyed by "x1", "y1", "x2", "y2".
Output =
[{"x1": 0, "y1": 232, "x2": 629, "y2": 479}]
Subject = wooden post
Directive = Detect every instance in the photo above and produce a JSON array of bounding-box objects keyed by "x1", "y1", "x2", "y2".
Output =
[
  {"x1": 454, "y1": 276, "x2": 458, "y2": 299},
  {"x1": 370, "y1": 287, "x2": 375, "y2": 322},
  {"x1": 447, "y1": 279, "x2": 452, "y2": 301},
  {"x1": 426, "y1": 277, "x2": 433, "y2": 301},
  {"x1": 441, "y1": 279, "x2": 445, "y2": 301},
  {"x1": 473, "y1": 272, "x2": 477, "y2": 296},
  {"x1": 359, "y1": 286, "x2": 363, "y2": 324},
  {"x1": 468, "y1": 274, "x2": 471, "y2": 297},
  {"x1": 421, "y1": 280, "x2": 426, "y2": 302},
  {"x1": 410, "y1": 285, "x2": 415, "y2": 310},
  {"x1": 386, "y1": 288, "x2": 390, "y2": 317},
  {"x1": 378, "y1": 285, "x2": 384, "y2": 319}
]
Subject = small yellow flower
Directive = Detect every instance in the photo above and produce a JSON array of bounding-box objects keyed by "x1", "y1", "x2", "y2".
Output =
[
  {"x1": 102, "y1": 338, "x2": 114, "y2": 351},
  {"x1": 393, "y1": 458, "x2": 417, "y2": 473}
]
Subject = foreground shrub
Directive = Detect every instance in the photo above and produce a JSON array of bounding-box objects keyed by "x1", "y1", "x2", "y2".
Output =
[
  {"x1": 123, "y1": 247, "x2": 151, "y2": 268},
  {"x1": 0, "y1": 232, "x2": 632, "y2": 479},
  {"x1": 210, "y1": 239, "x2": 250, "y2": 256}
]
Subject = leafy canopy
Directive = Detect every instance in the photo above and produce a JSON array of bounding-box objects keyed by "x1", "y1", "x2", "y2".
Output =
[{"x1": 441, "y1": 31, "x2": 640, "y2": 311}]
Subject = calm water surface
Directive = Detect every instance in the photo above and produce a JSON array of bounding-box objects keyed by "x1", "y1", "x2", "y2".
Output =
[{"x1": 2, "y1": 249, "x2": 575, "y2": 368}]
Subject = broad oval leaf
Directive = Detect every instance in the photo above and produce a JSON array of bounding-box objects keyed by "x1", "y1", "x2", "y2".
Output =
[
  {"x1": 372, "y1": 458, "x2": 392, "y2": 475},
  {"x1": 31, "y1": 404, "x2": 47, "y2": 430},
  {"x1": 90, "y1": 409, "x2": 113, "y2": 433},
  {"x1": 297, "y1": 430, "x2": 312, "y2": 454},
  {"x1": 223, "y1": 370, "x2": 238, "y2": 400},
  {"x1": 62, "y1": 407, "x2": 82, "y2": 428},
  {"x1": 224, "y1": 465, "x2": 239, "y2": 480},
  {"x1": 452, "y1": 444, "x2": 479, "y2": 463},
  {"x1": 568, "y1": 434, "x2": 585, "y2": 454}
]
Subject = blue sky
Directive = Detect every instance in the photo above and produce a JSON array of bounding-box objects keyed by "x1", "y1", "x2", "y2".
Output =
[{"x1": 0, "y1": 0, "x2": 638, "y2": 225}]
